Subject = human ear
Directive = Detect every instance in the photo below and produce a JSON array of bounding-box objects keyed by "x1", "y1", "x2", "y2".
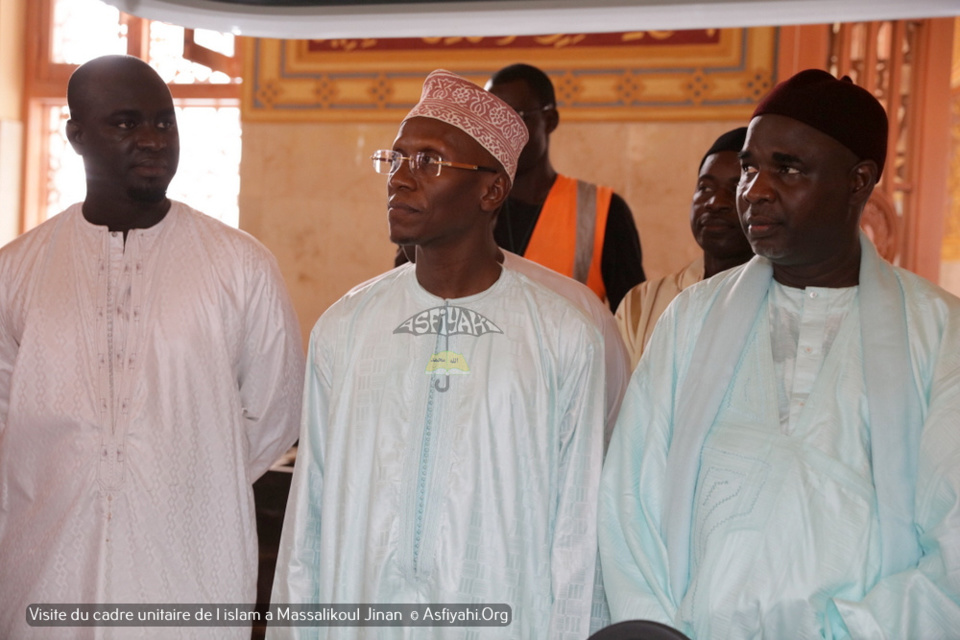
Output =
[
  {"x1": 544, "y1": 107, "x2": 559, "y2": 136},
  {"x1": 849, "y1": 160, "x2": 878, "y2": 208},
  {"x1": 480, "y1": 172, "x2": 510, "y2": 213},
  {"x1": 66, "y1": 120, "x2": 84, "y2": 155}
]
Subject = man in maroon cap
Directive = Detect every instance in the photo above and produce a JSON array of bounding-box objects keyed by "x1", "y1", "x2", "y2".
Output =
[{"x1": 599, "y1": 69, "x2": 960, "y2": 638}]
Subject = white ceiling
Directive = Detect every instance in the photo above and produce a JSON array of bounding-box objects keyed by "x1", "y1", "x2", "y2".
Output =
[{"x1": 102, "y1": 0, "x2": 960, "y2": 39}]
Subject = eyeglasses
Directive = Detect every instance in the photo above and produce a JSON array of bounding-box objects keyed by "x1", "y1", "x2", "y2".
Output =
[
  {"x1": 371, "y1": 149, "x2": 498, "y2": 178},
  {"x1": 515, "y1": 104, "x2": 554, "y2": 120}
]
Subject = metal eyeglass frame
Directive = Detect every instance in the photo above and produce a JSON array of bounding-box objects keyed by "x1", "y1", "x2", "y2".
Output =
[
  {"x1": 371, "y1": 149, "x2": 498, "y2": 177},
  {"x1": 514, "y1": 104, "x2": 555, "y2": 119}
]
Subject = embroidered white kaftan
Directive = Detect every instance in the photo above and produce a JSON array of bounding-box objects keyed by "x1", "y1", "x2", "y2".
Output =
[
  {"x1": 0, "y1": 202, "x2": 304, "y2": 639},
  {"x1": 599, "y1": 247, "x2": 960, "y2": 639},
  {"x1": 270, "y1": 263, "x2": 606, "y2": 640},
  {"x1": 502, "y1": 250, "x2": 628, "y2": 445}
]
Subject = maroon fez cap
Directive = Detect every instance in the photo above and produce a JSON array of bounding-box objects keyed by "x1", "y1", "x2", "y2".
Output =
[{"x1": 752, "y1": 69, "x2": 888, "y2": 178}]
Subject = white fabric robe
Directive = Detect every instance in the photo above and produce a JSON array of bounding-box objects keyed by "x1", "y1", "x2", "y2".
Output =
[
  {"x1": 599, "y1": 251, "x2": 960, "y2": 639},
  {"x1": 502, "y1": 250, "x2": 629, "y2": 446},
  {"x1": 270, "y1": 263, "x2": 606, "y2": 640},
  {"x1": 0, "y1": 202, "x2": 304, "y2": 639}
]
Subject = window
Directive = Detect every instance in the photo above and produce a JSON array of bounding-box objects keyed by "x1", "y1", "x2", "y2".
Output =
[{"x1": 24, "y1": 0, "x2": 243, "y2": 229}]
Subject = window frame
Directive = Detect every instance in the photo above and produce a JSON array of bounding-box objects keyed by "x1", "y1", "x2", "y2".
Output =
[{"x1": 21, "y1": 0, "x2": 242, "y2": 231}]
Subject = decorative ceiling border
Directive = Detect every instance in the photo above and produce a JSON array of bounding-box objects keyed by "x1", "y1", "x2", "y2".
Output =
[{"x1": 242, "y1": 27, "x2": 777, "y2": 122}]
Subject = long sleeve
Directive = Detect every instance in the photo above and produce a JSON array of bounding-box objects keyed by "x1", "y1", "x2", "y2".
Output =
[
  {"x1": 826, "y1": 317, "x2": 960, "y2": 639},
  {"x1": 600, "y1": 193, "x2": 645, "y2": 313},
  {"x1": 600, "y1": 253, "x2": 960, "y2": 639},
  {"x1": 0, "y1": 293, "x2": 15, "y2": 430},
  {"x1": 599, "y1": 309, "x2": 682, "y2": 626},
  {"x1": 238, "y1": 244, "x2": 304, "y2": 479},
  {"x1": 550, "y1": 318, "x2": 607, "y2": 639},
  {"x1": 600, "y1": 315, "x2": 631, "y2": 451},
  {"x1": 270, "y1": 266, "x2": 625, "y2": 638},
  {"x1": 268, "y1": 322, "x2": 331, "y2": 638},
  {"x1": 0, "y1": 231, "x2": 33, "y2": 432}
]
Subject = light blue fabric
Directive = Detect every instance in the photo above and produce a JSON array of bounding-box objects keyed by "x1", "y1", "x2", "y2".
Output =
[
  {"x1": 599, "y1": 236, "x2": 960, "y2": 638},
  {"x1": 858, "y1": 236, "x2": 923, "y2": 576},
  {"x1": 664, "y1": 235, "x2": 922, "y2": 598},
  {"x1": 663, "y1": 248, "x2": 772, "y2": 596},
  {"x1": 271, "y1": 264, "x2": 607, "y2": 640}
]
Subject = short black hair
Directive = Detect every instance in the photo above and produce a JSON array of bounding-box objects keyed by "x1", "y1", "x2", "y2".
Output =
[
  {"x1": 488, "y1": 63, "x2": 556, "y2": 107},
  {"x1": 699, "y1": 127, "x2": 748, "y2": 172}
]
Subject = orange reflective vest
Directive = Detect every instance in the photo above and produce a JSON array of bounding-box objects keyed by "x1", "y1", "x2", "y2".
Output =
[{"x1": 523, "y1": 175, "x2": 612, "y2": 301}]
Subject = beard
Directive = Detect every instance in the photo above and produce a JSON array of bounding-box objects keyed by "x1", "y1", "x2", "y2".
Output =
[{"x1": 128, "y1": 185, "x2": 168, "y2": 204}]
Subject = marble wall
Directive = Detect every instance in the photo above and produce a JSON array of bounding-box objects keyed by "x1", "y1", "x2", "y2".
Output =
[
  {"x1": 240, "y1": 118, "x2": 742, "y2": 342},
  {"x1": 238, "y1": 28, "x2": 771, "y2": 339}
]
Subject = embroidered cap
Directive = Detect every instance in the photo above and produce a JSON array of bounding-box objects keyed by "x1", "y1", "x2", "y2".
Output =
[
  {"x1": 403, "y1": 69, "x2": 528, "y2": 183},
  {"x1": 752, "y1": 69, "x2": 888, "y2": 177}
]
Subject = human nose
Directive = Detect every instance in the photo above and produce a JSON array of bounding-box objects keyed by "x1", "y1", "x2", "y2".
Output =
[
  {"x1": 740, "y1": 170, "x2": 773, "y2": 204},
  {"x1": 136, "y1": 125, "x2": 170, "y2": 150},
  {"x1": 387, "y1": 155, "x2": 416, "y2": 190},
  {"x1": 706, "y1": 187, "x2": 736, "y2": 212}
]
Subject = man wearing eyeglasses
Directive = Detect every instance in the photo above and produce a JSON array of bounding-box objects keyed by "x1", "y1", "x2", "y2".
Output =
[
  {"x1": 270, "y1": 69, "x2": 607, "y2": 639},
  {"x1": 486, "y1": 63, "x2": 646, "y2": 312}
]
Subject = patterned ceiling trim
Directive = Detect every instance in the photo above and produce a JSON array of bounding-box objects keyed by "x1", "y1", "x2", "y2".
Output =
[{"x1": 243, "y1": 27, "x2": 777, "y2": 122}]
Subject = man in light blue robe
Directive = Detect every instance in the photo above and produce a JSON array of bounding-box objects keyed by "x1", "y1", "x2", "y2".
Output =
[
  {"x1": 271, "y1": 70, "x2": 607, "y2": 639},
  {"x1": 599, "y1": 69, "x2": 960, "y2": 639}
]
